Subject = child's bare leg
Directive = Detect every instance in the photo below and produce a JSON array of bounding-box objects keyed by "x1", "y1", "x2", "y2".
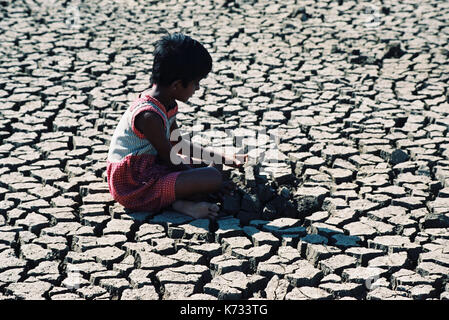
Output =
[
  {"x1": 183, "y1": 193, "x2": 210, "y2": 202},
  {"x1": 172, "y1": 166, "x2": 222, "y2": 219},
  {"x1": 175, "y1": 167, "x2": 222, "y2": 198}
]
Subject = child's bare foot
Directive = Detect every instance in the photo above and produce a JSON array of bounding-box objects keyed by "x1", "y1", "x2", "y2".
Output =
[{"x1": 172, "y1": 200, "x2": 219, "y2": 219}]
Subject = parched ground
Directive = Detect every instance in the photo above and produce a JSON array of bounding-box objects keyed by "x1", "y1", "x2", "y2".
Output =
[{"x1": 0, "y1": 0, "x2": 449, "y2": 300}]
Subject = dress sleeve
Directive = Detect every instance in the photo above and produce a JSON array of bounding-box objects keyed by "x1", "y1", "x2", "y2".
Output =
[{"x1": 131, "y1": 104, "x2": 167, "y2": 139}]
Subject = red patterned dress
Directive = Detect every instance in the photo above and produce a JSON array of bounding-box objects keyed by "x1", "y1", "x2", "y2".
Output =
[{"x1": 106, "y1": 93, "x2": 182, "y2": 212}]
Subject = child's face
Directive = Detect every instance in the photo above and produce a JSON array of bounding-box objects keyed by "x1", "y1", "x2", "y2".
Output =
[{"x1": 175, "y1": 79, "x2": 200, "y2": 102}]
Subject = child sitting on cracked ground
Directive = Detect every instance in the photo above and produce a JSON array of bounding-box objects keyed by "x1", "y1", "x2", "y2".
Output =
[{"x1": 107, "y1": 33, "x2": 246, "y2": 219}]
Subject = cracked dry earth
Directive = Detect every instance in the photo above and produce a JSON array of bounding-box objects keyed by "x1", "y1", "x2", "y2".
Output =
[{"x1": 1, "y1": 0, "x2": 449, "y2": 301}]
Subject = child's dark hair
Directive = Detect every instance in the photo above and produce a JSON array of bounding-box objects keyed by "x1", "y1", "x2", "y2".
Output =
[{"x1": 150, "y1": 33, "x2": 212, "y2": 87}]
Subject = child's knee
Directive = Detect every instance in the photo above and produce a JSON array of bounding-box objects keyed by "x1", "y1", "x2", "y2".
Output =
[{"x1": 208, "y1": 167, "x2": 222, "y2": 188}]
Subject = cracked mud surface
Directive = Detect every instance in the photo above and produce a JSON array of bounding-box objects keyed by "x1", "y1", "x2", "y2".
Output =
[{"x1": 0, "y1": 0, "x2": 449, "y2": 300}]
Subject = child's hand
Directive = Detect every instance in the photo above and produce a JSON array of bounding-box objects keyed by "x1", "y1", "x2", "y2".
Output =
[
  {"x1": 234, "y1": 154, "x2": 248, "y2": 168},
  {"x1": 224, "y1": 154, "x2": 248, "y2": 169}
]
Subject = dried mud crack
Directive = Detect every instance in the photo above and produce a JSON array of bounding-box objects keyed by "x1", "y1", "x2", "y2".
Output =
[{"x1": 0, "y1": 0, "x2": 449, "y2": 300}]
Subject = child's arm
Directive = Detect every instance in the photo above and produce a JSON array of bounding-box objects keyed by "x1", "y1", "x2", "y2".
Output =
[
  {"x1": 170, "y1": 119, "x2": 246, "y2": 168},
  {"x1": 135, "y1": 112, "x2": 190, "y2": 171},
  {"x1": 169, "y1": 119, "x2": 182, "y2": 146},
  {"x1": 169, "y1": 119, "x2": 204, "y2": 161}
]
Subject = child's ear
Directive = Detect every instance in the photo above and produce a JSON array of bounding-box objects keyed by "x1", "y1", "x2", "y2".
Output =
[{"x1": 170, "y1": 80, "x2": 183, "y2": 91}]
